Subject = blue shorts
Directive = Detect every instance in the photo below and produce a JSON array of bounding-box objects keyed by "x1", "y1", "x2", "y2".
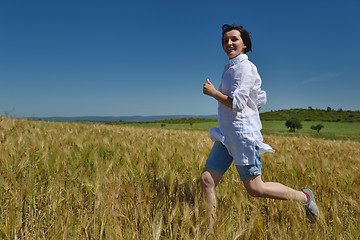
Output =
[{"x1": 205, "y1": 141, "x2": 262, "y2": 181}]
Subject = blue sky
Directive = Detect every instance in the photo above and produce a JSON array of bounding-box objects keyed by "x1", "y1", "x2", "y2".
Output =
[{"x1": 1, "y1": 0, "x2": 359, "y2": 118}]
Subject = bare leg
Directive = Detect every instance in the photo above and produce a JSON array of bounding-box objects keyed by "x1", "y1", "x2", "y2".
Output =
[
  {"x1": 200, "y1": 167, "x2": 223, "y2": 234},
  {"x1": 243, "y1": 175, "x2": 307, "y2": 202}
]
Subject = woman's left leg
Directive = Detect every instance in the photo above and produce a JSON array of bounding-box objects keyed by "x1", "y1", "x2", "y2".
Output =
[{"x1": 242, "y1": 175, "x2": 307, "y2": 202}]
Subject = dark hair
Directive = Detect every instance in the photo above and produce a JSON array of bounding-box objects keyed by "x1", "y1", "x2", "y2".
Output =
[{"x1": 222, "y1": 24, "x2": 252, "y2": 53}]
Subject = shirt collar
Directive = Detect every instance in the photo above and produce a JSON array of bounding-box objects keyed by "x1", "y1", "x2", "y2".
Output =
[{"x1": 229, "y1": 54, "x2": 248, "y2": 66}]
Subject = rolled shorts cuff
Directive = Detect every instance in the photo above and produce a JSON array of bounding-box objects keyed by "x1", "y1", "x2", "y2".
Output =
[{"x1": 235, "y1": 146, "x2": 262, "y2": 181}]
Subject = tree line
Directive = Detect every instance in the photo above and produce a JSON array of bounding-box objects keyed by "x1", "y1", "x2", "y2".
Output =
[{"x1": 260, "y1": 107, "x2": 360, "y2": 122}]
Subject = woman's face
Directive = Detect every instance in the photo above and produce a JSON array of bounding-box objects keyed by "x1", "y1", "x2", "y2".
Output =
[{"x1": 222, "y1": 30, "x2": 246, "y2": 59}]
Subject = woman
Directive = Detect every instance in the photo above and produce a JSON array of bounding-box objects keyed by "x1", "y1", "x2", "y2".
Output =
[{"x1": 201, "y1": 24, "x2": 319, "y2": 233}]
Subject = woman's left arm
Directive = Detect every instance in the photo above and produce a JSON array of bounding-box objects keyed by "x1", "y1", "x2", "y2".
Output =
[
  {"x1": 203, "y1": 79, "x2": 233, "y2": 108},
  {"x1": 230, "y1": 64, "x2": 257, "y2": 112}
]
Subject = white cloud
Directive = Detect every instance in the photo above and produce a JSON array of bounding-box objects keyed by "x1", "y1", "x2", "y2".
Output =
[{"x1": 302, "y1": 72, "x2": 339, "y2": 84}]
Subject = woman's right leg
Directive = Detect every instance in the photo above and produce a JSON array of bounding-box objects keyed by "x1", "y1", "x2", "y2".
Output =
[{"x1": 200, "y1": 167, "x2": 223, "y2": 233}]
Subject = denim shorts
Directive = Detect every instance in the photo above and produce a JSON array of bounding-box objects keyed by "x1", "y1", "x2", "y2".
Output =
[{"x1": 205, "y1": 141, "x2": 262, "y2": 181}]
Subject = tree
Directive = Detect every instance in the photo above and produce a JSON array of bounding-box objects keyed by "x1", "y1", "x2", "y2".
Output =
[
  {"x1": 311, "y1": 124, "x2": 324, "y2": 133},
  {"x1": 285, "y1": 118, "x2": 303, "y2": 132}
]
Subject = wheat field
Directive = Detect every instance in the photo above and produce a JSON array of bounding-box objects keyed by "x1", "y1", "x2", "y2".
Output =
[{"x1": 0, "y1": 116, "x2": 359, "y2": 239}]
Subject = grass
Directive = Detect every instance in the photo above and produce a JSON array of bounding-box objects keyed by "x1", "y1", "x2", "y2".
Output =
[
  {"x1": 114, "y1": 120, "x2": 360, "y2": 142},
  {"x1": 1, "y1": 116, "x2": 360, "y2": 239}
]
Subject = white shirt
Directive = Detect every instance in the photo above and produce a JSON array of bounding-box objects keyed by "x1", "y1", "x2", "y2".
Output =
[{"x1": 210, "y1": 54, "x2": 274, "y2": 165}]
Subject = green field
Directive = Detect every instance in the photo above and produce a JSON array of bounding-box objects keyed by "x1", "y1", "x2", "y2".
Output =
[
  {"x1": 261, "y1": 121, "x2": 360, "y2": 141},
  {"x1": 111, "y1": 120, "x2": 360, "y2": 141},
  {"x1": 2, "y1": 117, "x2": 360, "y2": 239},
  {"x1": 116, "y1": 121, "x2": 218, "y2": 131},
  {"x1": 262, "y1": 121, "x2": 360, "y2": 135}
]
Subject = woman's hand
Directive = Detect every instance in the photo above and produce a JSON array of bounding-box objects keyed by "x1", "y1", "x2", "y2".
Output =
[
  {"x1": 203, "y1": 79, "x2": 217, "y2": 97},
  {"x1": 203, "y1": 78, "x2": 233, "y2": 109}
]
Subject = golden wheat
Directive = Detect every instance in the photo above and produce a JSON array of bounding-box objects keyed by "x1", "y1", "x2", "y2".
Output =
[{"x1": 0, "y1": 116, "x2": 359, "y2": 239}]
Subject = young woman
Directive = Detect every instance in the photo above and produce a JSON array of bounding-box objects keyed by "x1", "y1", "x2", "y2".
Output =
[{"x1": 201, "y1": 24, "x2": 319, "y2": 233}]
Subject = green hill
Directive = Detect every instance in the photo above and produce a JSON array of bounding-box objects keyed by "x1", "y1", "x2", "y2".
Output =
[{"x1": 260, "y1": 108, "x2": 360, "y2": 122}]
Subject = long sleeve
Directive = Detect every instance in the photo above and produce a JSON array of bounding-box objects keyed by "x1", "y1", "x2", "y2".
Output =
[
  {"x1": 257, "y1": 89, "x2": 267, "y2": 108},
  {"x1": 229, "y1": 62, "x2": 257, "y2": 113}
]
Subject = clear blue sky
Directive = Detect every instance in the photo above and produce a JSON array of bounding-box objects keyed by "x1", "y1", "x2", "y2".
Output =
[{"x1": 1, "y1": 0, "x2": 359, "y2": 118}]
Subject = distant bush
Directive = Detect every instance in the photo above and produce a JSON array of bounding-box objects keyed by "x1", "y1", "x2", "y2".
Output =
[
  {"x1": 286, "y1": 118, "x2": 303, "y2": 132},
  {"x1": 311, "y1": 124, "x2": 324, "y2": 133}
]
